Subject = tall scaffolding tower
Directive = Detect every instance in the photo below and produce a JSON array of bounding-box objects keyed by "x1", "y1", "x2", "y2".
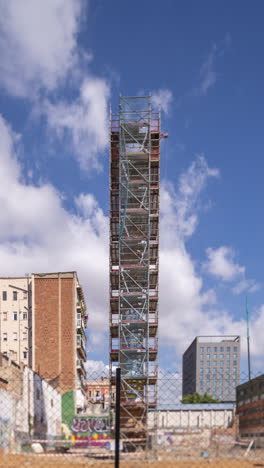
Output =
[{"x1": 110, "y1": 96, "x2": 160, "y2": 450}]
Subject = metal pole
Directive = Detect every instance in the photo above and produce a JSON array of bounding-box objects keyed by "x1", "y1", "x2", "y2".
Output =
[
  {"x1": 246, "y1": 296, "x2": 251, "y2": 381},
  {"x1": 115, "y1": 367, "x2": 121, "y2": 468}
]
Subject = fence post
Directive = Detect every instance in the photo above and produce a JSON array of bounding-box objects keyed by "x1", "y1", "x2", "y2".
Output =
[{"x1": 115, "y1": 367, "x2": 121, "y2": 468}]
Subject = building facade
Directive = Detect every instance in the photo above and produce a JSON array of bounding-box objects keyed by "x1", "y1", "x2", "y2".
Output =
[
  {"x1": 0, "y1": 353, "x2": 61, "y2": 443},
  {"x1": 236, "y1": 374, "x2": 264, "y2": 447},
  {"x1": 0, "y1": 272, "x2": 88, "y2": 411},
  {"x1": 31, "y1": 272, "x2": 87, "y2": 409},
  {"x1": 0, "y1": 277, "x2": 31, "y2": 366},
  {"x1": 182, "y1": 336, "x2": 240, "y2": 402}
]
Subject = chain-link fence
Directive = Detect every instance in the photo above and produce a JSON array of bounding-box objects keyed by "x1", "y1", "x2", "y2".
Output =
[{"x1": 0, "y1": 359, "x2": 263, "y2": 467}]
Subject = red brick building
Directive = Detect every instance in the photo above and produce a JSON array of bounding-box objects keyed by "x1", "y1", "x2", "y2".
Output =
[
  {"x1": 31, "y1": 272, "x2": 87, "y2": 409},
  {"x1": 236, "y1": 374, "x2": 264, "y2": 447}
]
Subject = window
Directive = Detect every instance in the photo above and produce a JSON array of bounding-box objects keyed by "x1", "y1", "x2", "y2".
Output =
[
  {"x1": 96, "y1": 391, "x2": 100, "y2": 397},
  {"x1": 200, "y1": 369, "x2": 204, "y2": 374},
  {"x1": 206, "y1": 375, "x2": 210, "y2": 380},
  {"x1": 23, "y1": 351, "x2": 27, "y2": 359},
  {"x1": 3, "y1": 312, "x2": 7, "y2": 320},
  {"x1": 200, "y1": 354, "x2": 204, "y2": 359},
  {"x1": 206, "y1": 387, "x2": 211, "y2": 392},
  {"x1": 13, "y1": 312, "x2": 17, "y2": 321},
  {"x1": 207, "y1": 347, "x2": 211, "y2": 352},
  {"x1": 200, "y1": 347, "x2": 204, "y2": 352},
  {"x1": 206, "y1": 368, "x2": 210, "y2": 373},
  {"x1": 23, "y1": 332, "x2": 27, "y2": 341},
  {"x1": 226, "y1": 367, "x2": 230, "y2": 372},
  {"x1": 220, "y1": 360, "x2": 224, "y2": 366},
  {"x1": 206, "y1": 354, "x2": 210, "y2": 359},
  {"x1": 220, "y1": 346, "x2": 224, "y2": 352},
  {"x1": 3, "y1": 332, "x2": 7, "y2": 341},
  {"x1": 23, "y1": 291, "x2": 27, "y2": 299},
  {"x1": 233, "y1": 360, "x2": 237, "y2": 366},
  {"x1": 234, "y1": 346, "x2": 238, "y2": 352},
  {"x1": 13, "y1": 291, "x2": 17, "y2": 301},
  {"x1": 2, "y1": 291, "x2": 7, "y2": 301},
  {"x1": 233, "y1": 368, "x2": 237, "y2": 374},
  {"x1": 13, "y1": 332, "x2": 17, "y2": 341},
  {"x1": 213, "y1": 360, "x2": 217, "y2": 366},
  {"x1": 213, "y1": 354, "x2": 217, "y2": 359},
  {"x1": 213, "y1": 374, "x2": 217, "y2": 379},
  {"x1": 213, "y1": 367, "x2": 217, "y2": 372},
  {"x1": 214, "y1": 347, "x2": 217, "y2": 352},
  {"x1": 23, "y1": 313, "x2": 27, "y2": 320},
  {"x1": 226, "y1": 360, "x2": 230, "y2": 366},
  {"x1": 227, "y1": 346, "x2": 230, "y2": 352},
  {"x1": 226, "y1": 353, "x2": 230, "y2": 358},
  {"x1": 206, "y1": 360, "x2": 210, "y2": 365},
  {"x1": 200, "y1": 361, "x2": 204, "y2": 366},
  {"x1": 219, "y1": 367, "x2": 223, "y2": 372},
  {"x1": 220, "y1": 354, "x2": 224, "y2": 359},
  {"x1": 233, "y1": 353, "x2": 237, "y2": 358}
]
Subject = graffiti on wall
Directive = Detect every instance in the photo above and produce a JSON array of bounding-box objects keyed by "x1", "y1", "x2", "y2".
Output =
[
  {"x1": 71, "y1": 417, "x2": 110, "y2": 433},
  {"x1": 70, "y1": 417, "x2": 110, "y2": 448}
]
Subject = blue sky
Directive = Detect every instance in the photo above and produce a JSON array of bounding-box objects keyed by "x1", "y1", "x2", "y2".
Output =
[{"x1": 0, "y1": 0, "x2": 263, "y2": 377}]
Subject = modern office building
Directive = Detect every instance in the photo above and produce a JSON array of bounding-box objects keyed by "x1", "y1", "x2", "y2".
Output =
[
  {"x1": 182, "y1": 336, "x2": 240, "y2": 402},
  {"x1": 0, "y1": 271, "x2": 88, "y2": 410},
  {"x1": 236, "y1": 373, "x2": 264, "y2": 447},
  {"x1": 109, "y1": 96, "x2": 160, "y2": 448}
]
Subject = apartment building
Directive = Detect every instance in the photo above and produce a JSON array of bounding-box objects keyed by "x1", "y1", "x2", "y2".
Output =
[
  {"x1": 182, "y1": 336, "x2": 240, "y2": 402},
  {"x1": 0, "y1": 272, "x2": 88, "y2": 410},
  {"x1": 0, "y1": 277, "x2": 31, "y2": 366},
  {"x1": 31, "y1": 272, "x2": 87, "y2": 408}
]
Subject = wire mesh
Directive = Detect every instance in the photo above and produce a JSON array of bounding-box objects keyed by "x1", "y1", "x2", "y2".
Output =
[{"x1": 0, "y1": 364, "x2": 263, "y2": 467}]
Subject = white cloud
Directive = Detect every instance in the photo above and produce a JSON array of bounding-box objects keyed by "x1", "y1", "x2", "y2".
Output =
[
  {"x1": 161, "y1": 155, "x2": 219, "y2": 245},
  {"x1": 0, "y1": 0, "x2": 85, "y2": 96},
  {"x1": 43, "y1": 76, "x2": 110, "y2": 170},
  {"x1": 151, "y1": 88, "x2": 173, "y2": 114},
  {"x1": 85, "y1": 360, "x2": 109, "y2": 379},
  {"x1": 194, "y1": 34, "x2": 231, "y2": 96},
  {"x1": 0, "y1": 114, "x2": 108, "y2": 343},
  {"x1": 203, "y1": 246, "x2": 260, "y2": 295},
  {"x1": 159, "y1": 156, "x2": 264, "y2": 362},
  {"x1": 0, "y1": 114, "x2": 263, "y2": 367},
  {"x1": 204, "y1": 246, "x2": 245, "y2": 281},
  {"x1": 232, "y1": 279, "x2": 260, "y2": 295}
]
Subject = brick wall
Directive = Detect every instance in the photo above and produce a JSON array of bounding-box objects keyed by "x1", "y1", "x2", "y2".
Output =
[
  {"x1": 61, "y1": 278, "x2": 75, "y2": 392},
  {"x1": 34, "y1": 276, "x2": 75, "y2": 393}
]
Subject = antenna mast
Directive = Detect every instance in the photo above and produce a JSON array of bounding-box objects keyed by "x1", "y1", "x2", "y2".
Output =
[{"x1": 246, "y1": 296, "x2": 251, "y2": 381}]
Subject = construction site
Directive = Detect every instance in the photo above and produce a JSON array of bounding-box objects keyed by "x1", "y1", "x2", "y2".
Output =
[{"x1": 109, "y1": 96, "x2": 160, "y2": 450}]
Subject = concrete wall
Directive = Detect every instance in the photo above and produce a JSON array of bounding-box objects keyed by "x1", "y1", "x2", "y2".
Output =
[
  {"x1": 148, "y1": 408, "x2": 234, "y2": 429},
  {"x1": 0, "y1": 359, "x2": 61, "y2": 445}
]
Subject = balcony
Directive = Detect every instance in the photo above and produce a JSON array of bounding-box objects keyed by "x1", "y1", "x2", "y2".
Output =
[
  {"x1": 77, "y1": 334, "x2": 86, "y2": 360},
  {"x1": 77, "y1": 358, "x2": 86, "y2": 377}
]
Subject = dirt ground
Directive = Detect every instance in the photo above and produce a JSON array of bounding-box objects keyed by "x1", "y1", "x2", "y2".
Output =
[{"x1": 0, "y1": 455, "x2": 263, "y2": 468}]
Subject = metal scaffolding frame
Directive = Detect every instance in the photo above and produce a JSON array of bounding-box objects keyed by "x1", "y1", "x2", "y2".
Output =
[{"x1": 110, "y1": 96, "x2": 160, "y2": 450}]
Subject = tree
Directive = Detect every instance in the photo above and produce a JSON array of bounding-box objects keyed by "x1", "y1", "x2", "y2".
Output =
[{"x1": 181, "y1": 392, "x2": 219, "y2": 403}]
